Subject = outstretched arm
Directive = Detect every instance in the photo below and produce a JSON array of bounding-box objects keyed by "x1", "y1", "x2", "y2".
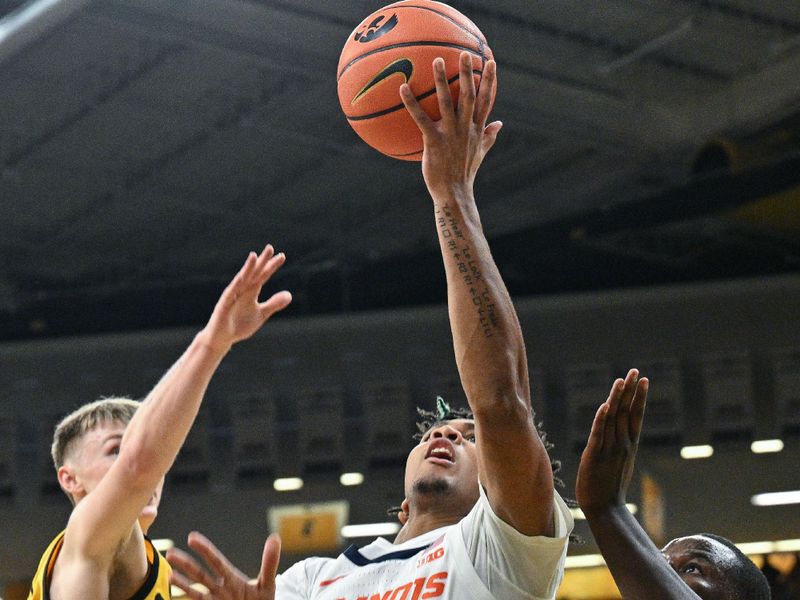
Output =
[
  {"x1": 401, "y1": 53, "x2": 554, "y2": 536},
  {"x1": 167, "y1": 531, "x2": 282, "y2": 600},
  {"x1": 576, "y1": 369, "x2": 700, "y2": 599},
  {"x1": 62, "y1": 246, "x2": 291, "y2": 568}
]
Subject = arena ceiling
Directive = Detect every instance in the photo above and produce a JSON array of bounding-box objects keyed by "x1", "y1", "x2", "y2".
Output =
[{"x1": 1, "y1": 0, "x2": 799, "y2": 340}]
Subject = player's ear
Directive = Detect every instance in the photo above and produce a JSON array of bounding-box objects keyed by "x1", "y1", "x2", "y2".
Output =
[
  {"x1": 398, "y1": 499, "x2": 410, "y2": 525},
  {"x1": 57, "y1": 465, "x2": 82, "y2": 500}
]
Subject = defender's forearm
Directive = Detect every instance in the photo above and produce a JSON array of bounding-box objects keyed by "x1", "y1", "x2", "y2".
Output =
[
  {"x1": 119, "y1": 330, "x2": 228, "y2": 490},
  {"x1": 585, "y1": 506, "x2": 701, "y2": 600}
]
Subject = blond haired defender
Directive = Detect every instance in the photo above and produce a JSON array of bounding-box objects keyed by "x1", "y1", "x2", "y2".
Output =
[{"x1": 28, "y1": 245, "x2": 291, "y2": 600}]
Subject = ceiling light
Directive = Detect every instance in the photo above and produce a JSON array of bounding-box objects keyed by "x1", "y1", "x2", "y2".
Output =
[
  {"x1": 737, "y1": 539, "x2": 800, "y2": 554},
  {"x1": 339, "y1": 472, "x2": 365, "y2": 486},
  {"x1": 565, "y1": 554, "x2": 606, "y2": 568},
  {"x1": 680, "y1": 444, "x2": 714, "y2": 459},
  {"x1": 774, "y1": 539, "x2": 800, "y2": 552},
  {"x1": 751, "y1": 490, "x2": 800, "y2": 507},
  {"x1": 563, "y1": 539, "x2": 800, "y2": 569},
  {"x1": 273, "y1": 477, "x2": 304, "y2": 492},
  {"x1": 341, "y1": 522, "x2": 401, "y2": 538},
  {"x1": 736, "y1": 541, "x2": 776, "y2": 554},
  {"x1": 750, "y1": 439, "x2": 784, "y2": 454}
]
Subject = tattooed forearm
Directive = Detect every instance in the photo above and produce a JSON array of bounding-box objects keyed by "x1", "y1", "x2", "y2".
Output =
[{"x1": 437, "y1": 203, "x2": 499, "y2": 338}]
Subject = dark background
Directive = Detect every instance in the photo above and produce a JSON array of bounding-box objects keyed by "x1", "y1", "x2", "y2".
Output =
[{"x1": 0, "y1": 0, "x2": 798, "y2": 340}]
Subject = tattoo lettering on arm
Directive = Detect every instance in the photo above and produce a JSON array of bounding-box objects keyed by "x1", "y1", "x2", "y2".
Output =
[{"x1": 436, "y1": 203, "x2": 498, "y2": 338}]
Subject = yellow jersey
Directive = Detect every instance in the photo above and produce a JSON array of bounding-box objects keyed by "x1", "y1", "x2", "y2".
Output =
[{"x1": 27, "y1": 530, "x2": 172, "y2": 600}]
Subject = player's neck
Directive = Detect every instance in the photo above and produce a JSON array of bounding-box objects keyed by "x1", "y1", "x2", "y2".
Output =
[{"x1": 393, "y1": 511, "x2": 459, "y2": 544}]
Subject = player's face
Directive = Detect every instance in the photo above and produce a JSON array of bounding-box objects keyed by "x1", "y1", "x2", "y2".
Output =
[
  {"x1": 661, "y1": 535, "x2": 734, "y2": 600},
  {"x1": 69, "y1": 420, "x2": 165, "y2": 527},
  {"x1": 404, "y1": 419, "x2": 480, "y2": 514},
  {"x1": 70, "y1": 420, "x2": 127, "y2": 496}
]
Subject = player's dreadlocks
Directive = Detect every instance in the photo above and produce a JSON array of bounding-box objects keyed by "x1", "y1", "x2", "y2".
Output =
[
  {"x1": 389, "y1": 396, "x2": 579, "y2": 543},
  {"x1": 412, "y1": 396, "x2": 473, "y2": 440},
  {"x1": 411, "y1": 396, "x2": 566, "y2": 488}
]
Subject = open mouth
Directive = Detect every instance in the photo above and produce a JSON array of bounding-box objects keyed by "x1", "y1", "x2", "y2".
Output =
[{"x1": 425, "y1": 439, "x2": 455, "y2": 464}]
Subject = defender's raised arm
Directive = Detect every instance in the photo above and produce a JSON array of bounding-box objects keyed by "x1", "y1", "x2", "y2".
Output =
[
  {"x1": 38, "y1": 246, "x2": 290, "y2": 600},
  {"x1": 576, "y1": 370, "x2": 769, "y2": 600}
]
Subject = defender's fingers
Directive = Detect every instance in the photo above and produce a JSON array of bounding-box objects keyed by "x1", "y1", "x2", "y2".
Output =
[
  {"x1": 605, "y1": 378, "x2": 625, "y2": 418},
  {"x1": 586, "y1": 402, "x2": 608, "y2": 453},
  {"x1": 219, "y1": 252, "x2": 257, "y2": 304},
  {"x1": 457, "y1": 52, "x2": 476, "y2": 125},
  {"x1": 616, "y1": 369, "x2": 639, "y2": 445},
  {"x1": 239, "y1": 251, "x2": 258, "y2": 279},
  {"x1": 630, "y1": 377, "x2": 649, "y2": 444},
  {"x1": 258, "y1": 534, "x2": 282, "y2": 588},
  {"x1": 258, "y1": 291, "x2": 293, "y2": 319},
  {"x1": 432, "y1": 57, "x2": 456, "y2": 123},
  {"x1": 621, "y1": 369, "x2": 639, "y2": 408},
  {"x1": 187, "y1": 531, "x2": 241, "y2": 579},
  {"x1": 400, "y1": 83, "x2": 435, "y2": 134},
  {"x1": 166, "y1": 547, "x2": 217, "y2": 592},
  {"x1": 256, "y1": 243, "x2": 275, "y2": 262},
  {"x1": 168, "y1": 571, "x2": 207, "y2": 600},
  {"x1": 603, "y1": 378, "x2": 625, "y2": 444},
  {"x1": 242, "y1": 246, "x2": 276, "y2": 289},
  {"x1": 258, "y1": 251, "x2": 286, "y2": 279},
  {"x1": 251, "y1": 244, "x2": 275, "y2": 276},
  {"x1": 474, "y1": 59, "x2": 496, "y2": 126}
]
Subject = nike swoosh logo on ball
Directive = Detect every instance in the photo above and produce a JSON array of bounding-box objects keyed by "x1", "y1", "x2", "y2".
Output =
[{"x1": 352, "y1": 59, "x2": 413, "y2": 105}]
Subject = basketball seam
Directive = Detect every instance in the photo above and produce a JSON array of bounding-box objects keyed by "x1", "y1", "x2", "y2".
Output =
[
  {"x1": 387, "y1": 4, "x2": 485, "y2": 45},
  {"x1": 346, "y1": 71, "x2": 480, "y2": 121},
  {"x1": 338, "y1": 42, "x2": 484, "y2": 82},
  {"x1": 391, "y1": 149, "x2": 423, "y2": 157}
]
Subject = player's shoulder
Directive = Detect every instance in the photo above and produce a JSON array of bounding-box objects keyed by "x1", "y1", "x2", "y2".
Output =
[{"x1": 279, "y1": 555, "x2": 337, "y2": 584}]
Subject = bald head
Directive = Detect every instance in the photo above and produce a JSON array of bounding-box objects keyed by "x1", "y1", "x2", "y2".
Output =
[{"x1": 661, "y1": 534, "x2": 770, "y2": 600}]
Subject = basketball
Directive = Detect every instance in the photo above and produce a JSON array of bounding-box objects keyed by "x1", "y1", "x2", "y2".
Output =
[{"x1": 337, "y1": 0, "x2": 495, "y2": 161}]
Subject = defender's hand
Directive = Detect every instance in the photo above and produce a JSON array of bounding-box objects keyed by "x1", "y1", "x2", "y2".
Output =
[
  {"x1": 167, "y1": 531, "x2": 281, "y2": 600},
  {"x1": 199, "y1": 245, "x2": 292, "y2": 353},
  {"x1": 576, "y1": 369, "x2": 649, "y2": 516}
]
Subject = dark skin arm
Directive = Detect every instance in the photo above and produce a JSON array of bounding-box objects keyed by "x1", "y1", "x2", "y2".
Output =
[
  {"x1": 400, "y1": 52, "x2": 554, "y2": 536},
  {"x1": 576, "y1": 369, "x2": 702, "y2": 600}
]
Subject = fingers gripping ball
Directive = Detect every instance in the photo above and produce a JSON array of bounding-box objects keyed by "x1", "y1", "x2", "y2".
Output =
[{"x1": 337, "y1": 0, "x2": 496, "y2": 161}]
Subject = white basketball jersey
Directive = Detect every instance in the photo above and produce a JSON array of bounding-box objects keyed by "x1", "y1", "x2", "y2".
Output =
[{"x1": 276, "y1": 488, "x2": 572, "y2": 600}]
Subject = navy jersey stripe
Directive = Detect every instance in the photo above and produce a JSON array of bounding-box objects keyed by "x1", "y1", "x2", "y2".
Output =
[{"x1": 343, "y1": 543, "x2": 429, "y2": 566}]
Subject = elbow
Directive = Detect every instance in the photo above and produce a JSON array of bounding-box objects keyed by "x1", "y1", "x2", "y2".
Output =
[
  {"x1": 463, "y1": 348, "x2": 530, "y2": 405},
  {"x1": 471, "y1": 388, "x2": 532, "y2": 426}
]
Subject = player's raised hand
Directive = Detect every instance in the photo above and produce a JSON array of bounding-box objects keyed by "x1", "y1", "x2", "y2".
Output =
[
  {"x1": 576, "y1": 369, "x2": 649, "y2": 517},
  {"x1": 167, "y1": 531, "x2": 282, "y2": 600},
  {"x1": 400, "y1": 51, "x2": 501, "y2": 197},
  {"x1": 200, "y1": 245, "x2": 292, "y2": 353}
]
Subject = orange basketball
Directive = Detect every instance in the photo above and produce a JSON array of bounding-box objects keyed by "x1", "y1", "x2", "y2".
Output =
[{"x1": 337, "y1": 0, "x2": 495, "y2": 161}]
